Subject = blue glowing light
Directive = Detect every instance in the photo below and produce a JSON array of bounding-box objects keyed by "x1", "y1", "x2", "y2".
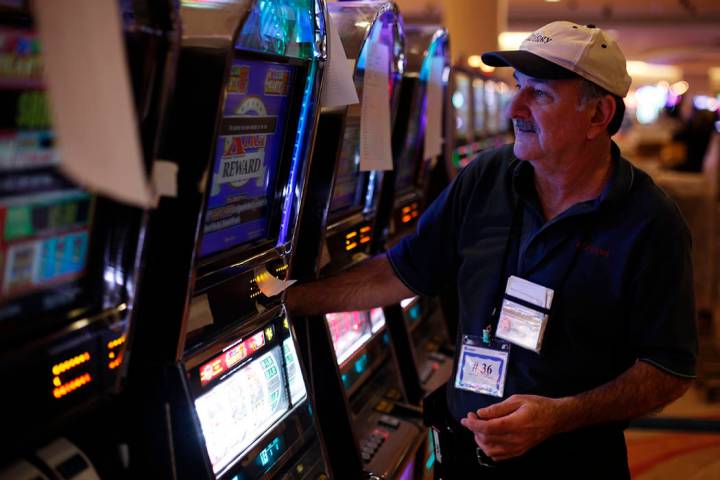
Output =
[
  {"x1": 354, "y1": 353, "x2": 369, "y2": 374},
  {"x1": 278, "y1": 61, "x2": 317, "y2": 245}
]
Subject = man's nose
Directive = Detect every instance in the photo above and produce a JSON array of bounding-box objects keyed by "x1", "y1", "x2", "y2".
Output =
[{"x1": 508, "y1": 88, "x2": 529, "y2": 119}]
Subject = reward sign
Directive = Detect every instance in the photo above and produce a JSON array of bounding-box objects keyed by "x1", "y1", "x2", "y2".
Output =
[{"x1": 211, "y1": 146, "x2": 265, "y2": 195}]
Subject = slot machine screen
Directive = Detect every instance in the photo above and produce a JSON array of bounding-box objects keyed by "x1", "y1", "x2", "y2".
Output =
[
  {"x1": 192, "y1": 325, "x2": 307, "y2": 476},
  {"x1": 485, "y1": 80, "x2": 500, "y2": 134},
  {"x1": 326, "y1": 310, "x2": 374, "y2": 365},
  {"x1": 498, "y1": 82, "x2": 512, "y2": 134},
  {"x1": 328, "y1": 117, "x2": 366, "y2": 218},
  {"x1": 452, "y1": 72, "x2": 471, "y2": 141},
  {"x1": 198, "y1": 58, "x2": 300, "y2": 258},
  {"x1": 0, "y1": 27, "x2": 95, "y2": 322},
  {"x1": 473, "y1": 78, "x2": 486, "y2": 138}
]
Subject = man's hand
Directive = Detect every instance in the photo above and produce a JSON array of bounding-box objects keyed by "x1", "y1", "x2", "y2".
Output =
[
  {"x1": 458, "y1": 362, "x2": 692, "y2": 462},
  {"x1": 459, "y1": 394, "x2": 564, "y2": 461}
]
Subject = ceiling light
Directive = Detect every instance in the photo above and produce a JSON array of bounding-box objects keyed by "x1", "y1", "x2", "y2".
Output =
[
  {"x1": 467, "y1": 55, "x2": 484, "y2": 68},
  {"x1": 498, "y1": 32, "x2": 531, "y2": 50},
  {"x1": 670, "y1": 81, "x2": 689, "y2": 96}
]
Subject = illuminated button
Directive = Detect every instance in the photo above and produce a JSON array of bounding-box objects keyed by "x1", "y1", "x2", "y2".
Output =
[
  {"x1": 374, "y1": 400, "x2": 392, "y2": 413},
  {"x1": 429, "y1": 352, "x2": 447, "y2": 362},
  {"x1": 378, "y1": 415, "x2": 400, "y2": 430},
  {"x1": 365, "y1": 440, "x2": 381, "y2": 451}
]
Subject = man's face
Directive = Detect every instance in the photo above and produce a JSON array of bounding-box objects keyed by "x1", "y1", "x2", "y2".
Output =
[{"x1": 509, "y1": 72, "x2": 593, "y2": 165}]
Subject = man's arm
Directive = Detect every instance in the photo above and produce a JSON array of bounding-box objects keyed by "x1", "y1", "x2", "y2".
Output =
[
  {"x1": 460, "y1": 361, "x2": 692, "y2": 462},
  {"x1": 285, "y1": 253, "x2": 415, "y2": 316}
]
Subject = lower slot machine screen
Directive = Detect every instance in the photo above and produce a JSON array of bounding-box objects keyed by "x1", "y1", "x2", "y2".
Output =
[
  {"x1": 326, "y1": 310, "x2": 375, "y2": 365},
  {"x1": 194, "y1": 345, "x2": 290, "y2": 475}
]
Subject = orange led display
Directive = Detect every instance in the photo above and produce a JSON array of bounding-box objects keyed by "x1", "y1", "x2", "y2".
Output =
[
  {"x1": 108, "y1": 351, "x2": 124, "y2": 370},
  {"x1": 52, "y1": 373, "x2": 92, "y2": 399},
  {"x1": 107, "y1": 335, "x2": 126, "y2": 350},
  {"x1": 52, "y1": 352, "x2": 91, "y2": 376},
  {"x1": 199, "y1": 329, "x2": 267, "y2": 386}
]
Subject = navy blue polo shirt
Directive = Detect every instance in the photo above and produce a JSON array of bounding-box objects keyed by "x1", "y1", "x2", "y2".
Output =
[{"x1": 388, "y1": 142, "x2": 697, "y2": 422}]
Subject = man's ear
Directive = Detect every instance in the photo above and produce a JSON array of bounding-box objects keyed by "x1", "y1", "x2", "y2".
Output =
[{"x1": 587, "y1": 95, "x2": 616, "y2": 139}]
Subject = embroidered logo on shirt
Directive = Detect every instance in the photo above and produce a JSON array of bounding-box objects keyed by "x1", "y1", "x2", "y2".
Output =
[{"x1": 576, "y1": 241, "x2": 609, "y2": 257}]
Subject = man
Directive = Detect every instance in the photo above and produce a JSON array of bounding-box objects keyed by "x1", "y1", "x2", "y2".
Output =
[{"x1": 286, "y1": 21, "x2": 697, "y2": 478}]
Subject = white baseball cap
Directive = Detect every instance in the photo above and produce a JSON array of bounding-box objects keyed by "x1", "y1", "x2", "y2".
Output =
[{"x1": 482, "y1": 21, "x2": 632, "y2": 97}]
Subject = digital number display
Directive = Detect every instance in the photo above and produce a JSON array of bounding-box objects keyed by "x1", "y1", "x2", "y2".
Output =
[
  {"x1": 256, "y1": 435, "x2": 286, "y2": 469},
  {"x1": 51, "y1": 351, "x2": 94, "y2": 399}
]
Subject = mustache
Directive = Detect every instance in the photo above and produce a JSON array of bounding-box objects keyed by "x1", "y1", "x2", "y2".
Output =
[{"x1": 513, "y1": 119, "x2": 536, "y2": 132}]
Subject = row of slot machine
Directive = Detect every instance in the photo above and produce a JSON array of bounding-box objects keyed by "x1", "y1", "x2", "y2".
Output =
[
  {"x1": 0, "y1": 0, "x2": 458, "y2": 479},
  {"x1": 449, "y1": 67, "x2": 514, "y2": 175}
]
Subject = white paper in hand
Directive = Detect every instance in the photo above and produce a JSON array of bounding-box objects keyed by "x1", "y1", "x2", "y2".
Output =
[
  {"x1": 360, "y1": 43, "x2": 393, "y2": 171},
  {"x1": 320, "y1": 14, "x2": 359, "y2": 108},
  {"x1": 424, "y1": 57, "x2": 445, "y2": 162},
  {"x1": 33, "y1": 0, "x2": 153, "y2": 208}
]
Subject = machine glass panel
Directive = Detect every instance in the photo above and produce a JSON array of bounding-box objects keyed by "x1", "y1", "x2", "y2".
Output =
[
  {"x1": 198, "y1": 58, "x2": 301, "y2": 258},
  {"x1": 0, "y1": 26, "x2": 95, "y2": 326},
  {"x1": 235, "y1": 0, "x2": 317, "y2": 59},
  {"x1": 327, "y1": 116, "x2": 366, "y2": 217}
]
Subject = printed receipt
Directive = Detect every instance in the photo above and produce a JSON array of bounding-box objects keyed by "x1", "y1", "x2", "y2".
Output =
[
  {"x1": 254, "y1": 266, "x2": 297, "y2": 298},
  {"x1": 359, "y1": 43, "x2": 393, "y2": 171}
]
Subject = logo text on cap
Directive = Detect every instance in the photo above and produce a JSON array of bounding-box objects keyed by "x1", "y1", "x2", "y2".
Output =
[{"x1": 525, "y1": 32, "x2": 552, "y2": 44}]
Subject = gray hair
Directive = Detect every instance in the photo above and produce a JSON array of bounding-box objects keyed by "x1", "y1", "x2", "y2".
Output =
[{"x1": 576, "y1": 78, "x2": 626, "y2": 136}]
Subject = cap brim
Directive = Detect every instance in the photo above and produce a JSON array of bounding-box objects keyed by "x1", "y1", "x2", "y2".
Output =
[{"x1": 481, "y1": 50, "x2": 578, "y2": 80}]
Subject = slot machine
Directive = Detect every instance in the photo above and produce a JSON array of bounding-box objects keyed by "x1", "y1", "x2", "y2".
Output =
[
  {"x1": 125, "y1": 1, "x2": 329, "y2": 479},
  {"x1": 484, "y1": 77, "x2": 514, "y2": 148},
  {"x1": 448, "y1": 67, "x2": 473, "y2": 175},
  {"x1": 0, "y1": 0, "x2": 178, "y2": 478},
  {"x1": 472, "y1": 76, "x2": 489, "y2": 150},
  {"x1": 380, "y1": 24, "x2": 454, "y2": 398},
  {"x1": 290, "y1": 2, "x2": 427, "y2": 479}
]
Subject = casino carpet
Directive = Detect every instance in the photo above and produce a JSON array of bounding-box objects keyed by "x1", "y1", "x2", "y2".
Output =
[{"x1": 625, "y1": 385, "x2": 720, "y2": 479}]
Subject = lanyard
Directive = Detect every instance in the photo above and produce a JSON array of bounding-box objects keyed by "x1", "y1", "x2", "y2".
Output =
[{"x1": 486, "y1": 198, "x2": 591, "y2": 338}]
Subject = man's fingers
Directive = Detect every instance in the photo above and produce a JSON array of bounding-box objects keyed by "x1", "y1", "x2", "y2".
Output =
[{"x1": 476, "y1": 395, "x2": 523, "y2": 419}]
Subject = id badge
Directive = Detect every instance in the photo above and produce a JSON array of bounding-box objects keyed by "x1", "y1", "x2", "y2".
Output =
[
  {"x1": 495, "y1": 275, "x2": 553, "y2": 353},
  {"x1": 454, "y1": 335, "x2": 510, "y2": 398}
]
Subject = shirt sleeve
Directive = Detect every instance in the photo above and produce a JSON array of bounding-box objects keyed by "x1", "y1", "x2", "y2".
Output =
[
  {"x1": 628, "y1": 203, "x2": 697, "y2": 378},
  {"x1": 387, "y1": 163, "x2": 475, "y2": 297}
]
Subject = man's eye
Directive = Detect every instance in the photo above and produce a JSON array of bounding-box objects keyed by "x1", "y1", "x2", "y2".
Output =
[{"x1": 534, "y1": 89, "x2": 546, "y2": 97}]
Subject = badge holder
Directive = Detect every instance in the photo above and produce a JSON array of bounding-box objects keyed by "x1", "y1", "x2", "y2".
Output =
[
  {"x1": 495, "y1": 275, "x2": 553, "y2": 353},
  {"x1": 454, "y1": 334, "x2": 510, "y2": 398}
]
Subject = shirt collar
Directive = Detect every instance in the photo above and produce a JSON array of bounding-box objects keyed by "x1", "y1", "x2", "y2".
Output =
[{"x1": 511, "y1": 141, "x2": 634, "y2": 212}]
